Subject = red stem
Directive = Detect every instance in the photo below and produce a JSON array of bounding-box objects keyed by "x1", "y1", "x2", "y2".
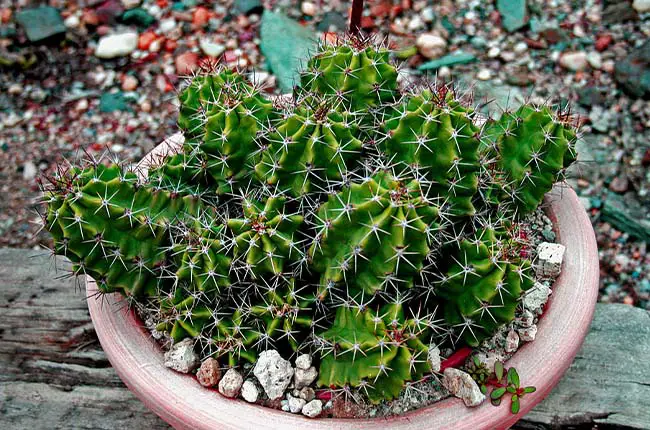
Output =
[{"x1": 349, "y1": 0, "x2": 364, "y2": 35}]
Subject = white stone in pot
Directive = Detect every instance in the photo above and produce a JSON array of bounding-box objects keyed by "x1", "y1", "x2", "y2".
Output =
[
  {"x1": 302, "y1": 399, "x2": 323, "y2": 418},
  {"x1": 442, "y1": 368, "x2": 486, "y2": 407},
  {"x1": 535, "y1": 242, "x2": 566, "y2": 277},
  {"x1": 241, "y1": 380, "x2": 259, "y2": 403},
  {"x1": 218, "y1": 368, "x2": 243, "y2": 398},
  {"x1": 163, "y1": 338, "x2": 199, "y2": 373},
  {"x1": 253, "y1": 350, "x2": 294, "y2": 400}
]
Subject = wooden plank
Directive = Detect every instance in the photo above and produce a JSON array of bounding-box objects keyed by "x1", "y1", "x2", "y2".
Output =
[
  {"x1": 516, "y1": 303, "x2": 650, "y2": 429},
  {"x1": 0, "y1": 248, "x2": 170, "y2": 429},
  {"x1": 0, "y1": 248, "x2": 647, "y2": 429}
]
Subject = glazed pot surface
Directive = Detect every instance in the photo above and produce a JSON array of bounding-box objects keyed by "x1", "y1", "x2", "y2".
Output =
[{"x1": 86, "y1": 134, "x2": 599, "y2": 430}]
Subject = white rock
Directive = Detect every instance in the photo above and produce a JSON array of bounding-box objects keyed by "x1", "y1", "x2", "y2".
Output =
[
  {"x1": 64, "y1": 15, "x2": 80, "y2": 29},
  {"x1": 295, "y1": 354, "x2": 312, "y2": 370},
  {"x1": 122, "y1": 0, "x2": 141, "y2": 8},
  {"x1": 218, "y1": 368, "x2": 243, "y2": 398},
  {"x1": 200, "y1": 39, "x2": 225, "y2": 57},
  {"x1": 163, "y1": 338, "x2": 199, "y2": 373},
  {"x1": 422, "y1": 7, "x2": 435, "y2": 22},
  {"x1": 505, "y1": 330, "x2": 520, "y2": 353},
  {"x1": 633, "y1": 0, "x2": 650, "y2": 12},
  {"x1": 281, "y1": 400, "x2": 290, "y2": 412},
  {"x1": 241, "y1": 380, "x2": 259, "y2": 403},
  {"x1": 573, "y1": 25, "x2": 586, "y2": 38},
  {"x1": 288, "y1": 394, "x2": 306, "y2": 413},
  {"x1": 442, "y1": 368, "x2": 486, "y2": 407},
  {"x1": 159, "y1": 18, "x2": 177, "y2": 34},
  {"x1": 253, "y1": 350, "x2": 294, "y2": 400},
  {"x1": 249, "y1": 71, "x2": 270, "y2": 86},
  {"x1": 487, "y1": 46, "x2": 501, "y2": 58},
  {"x1": 301, "y1": 1, "x2": 316, "y2": 16},
  {"x1": 587, "y1": 51, "x2": 602, "y2": 69},
  {"x1": 518, "y1": 324, "x2": 538, "y2": 342},
  {"x1": 95, "y1": 33, "x2": 138, "y2": 59},
  {"x1": 535, "y1": 242, "x2": 566, "y2": 277},
  {"x1": 408, "y1": 15, "x2": 425, "y2": 31},
  {"x1": 416, "y1": 33, "x2": 447, "y2": 59},
  {"x1": 477, "y1": 69, "x2": 491, "y2": 81},
  {"x1": 302, "y1": 399, "x2": 323, "y2": 418},
  {"x1": 22, "y1": 161, "x2": 37, "y2": 181},
  {"x1": 514, "y1": 42, "x2": 528, "y2": 54},
  {"x1": 559, "y1": 51, "x2": 588, "y2": 71},
  {"x1": 500, "y1": 51, "x2": 516, "y2": 62},
  {"x1": 294, "y1": 366, "x2": 318, "y2": 389},
  {"x1": 437, "y1": 66, "x2": 451, "y2": 78},
  {"x1": 524, "y1": 282, "x2": 552, "y2": 313},
  {"x1": 427, "y1": 345, "x2": 441, "y2": 372}
]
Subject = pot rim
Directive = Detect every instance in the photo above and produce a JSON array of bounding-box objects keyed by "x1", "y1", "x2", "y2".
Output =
[{"x1": 86, "y1": 134, "x2": 599, "y2": 430}]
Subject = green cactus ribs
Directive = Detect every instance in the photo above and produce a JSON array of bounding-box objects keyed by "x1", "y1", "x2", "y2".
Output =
[
  {"x1": 155, "y1": 286, "x2": 259, "y2": 366},
  {"x1": 380, "y1": 85, "x2": 482, "y2": 217},
  {"x1": 434, "y1": 226, "x2": 534, "y2": 347},
  {"x1": 309, "y1": 170, "x2": 440, "y2": 301},
  {"x1": 177, "y1": 65, "x2": 278, "y2": 195},
  {"x1": 147, "y1": 141, "x2": 214, "y2": 198},
  {"x1": 228, "y1": 195, "x2": 304, "y2": 278},
  {"x1": 317, "y1": 303, "x2": 432, "y2": 403},
  {"x1": 43, "y1": 162, "x2": 202, "y2": 296},
  {"x1": 169, "y1": 211, "x2": 232, "y2": 295},
  {"x1": 483, "y1": 104, "x2": 578, "y2": 216},
  {"x1": 254, "y1": 100, "x2": 364, "y2": 197},
  {"x1": 248, "y1": 277, "x2": 316, "y2": 352},
  {"x1": 298, "y1": 34, "x2": 399, "y2": 113}
]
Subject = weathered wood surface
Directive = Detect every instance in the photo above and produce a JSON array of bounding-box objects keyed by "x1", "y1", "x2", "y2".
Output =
[{"x1": 0, "y1": 248, "x2": 648, "y2": 430}]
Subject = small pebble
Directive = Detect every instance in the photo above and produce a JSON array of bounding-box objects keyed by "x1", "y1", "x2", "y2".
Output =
[
  {"x1": 241, "y1": 380, "x2": 259, "y2": 403},
  {"x1": 218, "y1": 368, "x2": 243, "y2": 398},
  {"x1": 416, "y1": 33, "x2": 447, "y2": 59},
  {"x1": 302, "y1": 399, "x2": 323, "y2": 418},
  {"x1": 196, "y1": 358, "x2": 221, "y2": 388}
]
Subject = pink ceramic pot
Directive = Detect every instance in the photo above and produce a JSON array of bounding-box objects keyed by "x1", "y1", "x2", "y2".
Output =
[{"x1": 86, "y1": 135, "x2": 599, "y2": 430}]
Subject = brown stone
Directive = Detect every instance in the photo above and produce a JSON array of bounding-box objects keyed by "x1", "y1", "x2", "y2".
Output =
[{"x1": 196, "y1": 358, "x2": 221, "y2": 387}]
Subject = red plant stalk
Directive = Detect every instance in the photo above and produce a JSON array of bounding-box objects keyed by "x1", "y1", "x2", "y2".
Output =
[{"x1": 349, "y1": 0, "x2": 364, "y2": 34}]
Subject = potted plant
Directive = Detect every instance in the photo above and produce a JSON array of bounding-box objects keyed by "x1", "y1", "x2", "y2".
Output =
[{"x1": 40, "y1": 4, "x2": 598, "y2": 428}]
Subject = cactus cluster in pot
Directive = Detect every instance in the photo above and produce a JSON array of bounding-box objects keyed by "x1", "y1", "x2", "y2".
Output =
[{"x1": 41, "y1": 35, "x2": 577, "y2": 404}]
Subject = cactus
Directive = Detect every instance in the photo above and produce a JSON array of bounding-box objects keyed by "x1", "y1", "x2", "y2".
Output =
[
  {"x1": 309, "y1": 170, "x2": 439, "y2": 300},
  {"x1": 317, "y1": 303, "x2": 431, "y2": 403},
  {"x1": 482, "y1": 105, "x2": 577, "y2": 216},
  {"x1": 176, "y1": 67, "x2": 278, "y2": 195},
  {"x1": 297, "y1": 35, "x2": 399, "y2": 113},
  {"x1": 254, "y1": 101, "x2": 364, "y2": 197},
  {"x1": 44, "y1": 162, "x2": 201, "y2": 296},
  {"x1": 248, "y1": 277, "x2": 315, "y2": 351},
  {"x1": 42, "y1": 38, "x2": 579, "y2": 406},
  {"x1": 170, "y1": 212, "x2": 232, "y2": 294},
  {"x1": 379, "y1": 86, "x2": 482, "y2": 217},
  {"x1": 228, "y1": 195, "x2": 304, "y2": 278},
  {"x1": 434, "y1": 226, "x2": 534, "y2": 347}
]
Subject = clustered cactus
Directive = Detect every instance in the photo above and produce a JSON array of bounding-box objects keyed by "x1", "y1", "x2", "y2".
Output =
[{"x1": 42, "y1": 35, "x2": 577, "y2": 404}]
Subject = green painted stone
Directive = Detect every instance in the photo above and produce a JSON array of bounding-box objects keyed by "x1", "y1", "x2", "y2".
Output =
[
  {"x1": 418, "y1": 51, "x2": 477, "y2": 71},
  {"x1": 120, "y1": 8, "x2": 156, "y2": 28},
  {"x1": 16, "y1": 7, "x2": 66, "y2": 42},
  {"x1": 497, "y1": 0, "x2": 528, "y2": 32},
  {"x1": 260, "y1": 11, "x2": 317, "y2": 93}
]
